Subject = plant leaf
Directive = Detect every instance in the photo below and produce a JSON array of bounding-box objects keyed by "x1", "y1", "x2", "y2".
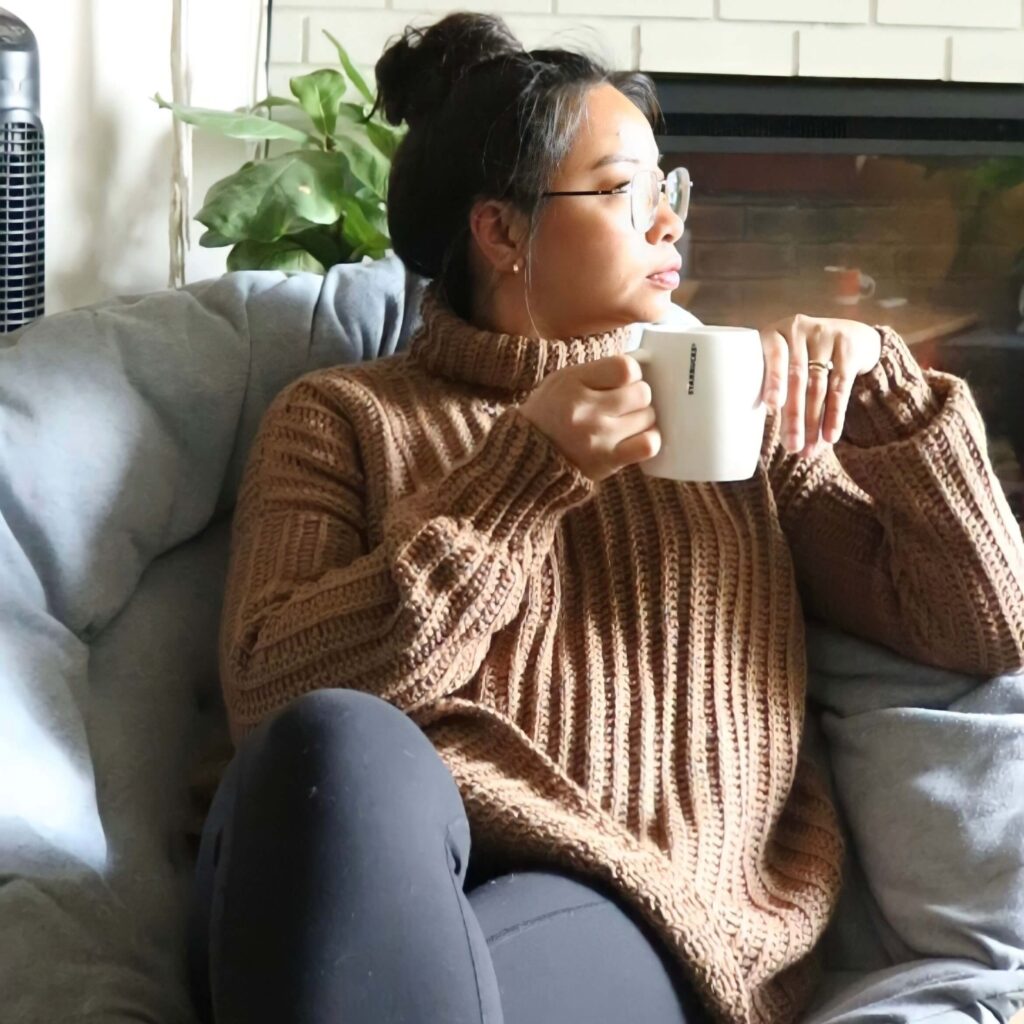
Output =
[
  {"x1": 322, "y1": 29, "x2": 374, "y2": 105},
  {"x1": 290, "y1": 69, "x2": 347, "y2": 139},
  {"x1": 288, "y1": 225, "x2": 352, "y2": 268},
  {"x1": 198, "y1": 228, "x2": 232, "y2": 248},
  {"x1": 973, "y1": 157, "x2": 1024, "y2": 194},
  {"x1": 227, "y1": 238, "x2": 325, "y2": 273},
  {"x1": 329, "y1": 130, "x2": 390, "y2": 198},
  {"x1": 365, "y1": 120, "x2": 403, "y2": 161},
  {"x1": 248, "y1": 95, "x2": 304, "y2": 113},
  {"x1": 338, "y1": 195, "x2": 391, "y2": 252},
  {"x1": 153, "y1": 93, "x2": 312, "y2": 143},
  {"x1": 355, "y1": 189, "x2": 388, "y2": 234},
  {"x1": 196, "y1": 150, "x2": 357, "y2": 242},
  {"x1": 338, "y1": 101, "x2": 371, "y2": 125}
]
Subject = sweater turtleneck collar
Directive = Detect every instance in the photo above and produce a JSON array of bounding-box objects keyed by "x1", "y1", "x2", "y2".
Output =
[{"x1": 408, "y1": 282, "x2": 634, "y2": 393}]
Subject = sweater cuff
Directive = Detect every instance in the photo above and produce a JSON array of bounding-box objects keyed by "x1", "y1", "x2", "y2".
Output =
[
  {"x1": 842, "y1": 325, "x2": 942, "y2": 447},
  {"x1": 442, "y1": 407, "x2": 596, "y2": 544}
]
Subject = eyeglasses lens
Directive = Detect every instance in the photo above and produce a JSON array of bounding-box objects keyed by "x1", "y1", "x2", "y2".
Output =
[
  {"x1": 634, "y1": 169, "x2": 688, "y2": 231},
  {"x1": 631, "y1": 174, "x2": 650, "y2": 232}
]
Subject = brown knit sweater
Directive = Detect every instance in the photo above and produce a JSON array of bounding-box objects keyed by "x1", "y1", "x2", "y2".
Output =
[{"x1": 219, "y1": 283, "x2": 1024, "y2": 1024}]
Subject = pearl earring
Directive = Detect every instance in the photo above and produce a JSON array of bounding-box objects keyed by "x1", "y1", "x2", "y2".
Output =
[{"x1": 512, "y1": 261, "x2": 520, "y2": 274}]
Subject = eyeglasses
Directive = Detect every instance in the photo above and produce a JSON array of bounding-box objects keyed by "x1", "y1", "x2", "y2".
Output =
[{"x1": 541, "y1": 166, "x2": 692, "y2": 233}]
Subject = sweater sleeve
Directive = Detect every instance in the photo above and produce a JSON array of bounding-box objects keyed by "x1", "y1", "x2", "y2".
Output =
[
  {"x1": 219, "y1": 376, "x2": 594, "y2": 740},
  {"x1": 767, "y1": 326, "x2": 1024, "y2": 676}
]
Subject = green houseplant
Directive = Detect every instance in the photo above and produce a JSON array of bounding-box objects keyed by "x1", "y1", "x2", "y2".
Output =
[
  {"x1": 910, "y1": 156, "x2": 1024, "y2": 288},
  {"x1": 155, "y1": 31, "x2": 405, "y2": 273}
]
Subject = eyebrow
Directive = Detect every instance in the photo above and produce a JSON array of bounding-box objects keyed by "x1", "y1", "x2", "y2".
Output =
[{"x1": 591, "y1": 151, "x2": 663, "y2": 170}]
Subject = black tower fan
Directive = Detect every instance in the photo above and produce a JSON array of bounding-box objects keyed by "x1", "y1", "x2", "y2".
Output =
[{"x1": 0, "y1": 8, "x2": 44, "y2": 331}]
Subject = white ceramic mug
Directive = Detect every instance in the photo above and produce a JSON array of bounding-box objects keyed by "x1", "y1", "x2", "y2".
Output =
[{"x1": 632, "y1": 325, "x2": 766, "y2": 483}]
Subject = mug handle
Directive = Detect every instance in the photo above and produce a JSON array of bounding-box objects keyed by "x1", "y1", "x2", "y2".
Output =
[{"x1": 859, "y1": 273, "x2": 876, "y2": 298}]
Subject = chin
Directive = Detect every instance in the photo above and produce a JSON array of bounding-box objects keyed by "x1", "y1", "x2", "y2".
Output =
[
  {"x1": 587, "y1": 292, "x2": 670, "y2": 334},
  {"x1": 633, "y1": 291, "x2": 672, "y2": 324}
]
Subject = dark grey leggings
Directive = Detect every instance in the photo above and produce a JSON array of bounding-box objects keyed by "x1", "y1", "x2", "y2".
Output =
[{"x1": 188, "y1": 688, "x2": 713, "y2": 1024}]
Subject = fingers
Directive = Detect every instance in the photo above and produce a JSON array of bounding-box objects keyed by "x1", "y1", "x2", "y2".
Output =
[
  {"x1": 759, "y1": 330, "x2": 789, "y2": 412},
  {"x1": 803, "y1": 358, "x2": 830, "y2": 457},
  {"x1": 777, "y1": 319, "x2": 856, "y2": 457},
  {"x1": 821, "y1": 335, "x2": 856, "y2": 445},
  {"x1": 613, "y1": 404, "x2": 657, "y2": 440},
  {"x1": 595, "y1": 379, "x2": 652, "y2": 417},
  {"x1": 577, "y1": 354, "x2": 642, "y2": 391},
  {"x1": 782, "y1": 321, "x2": 809, "y2": 453},
  {"x1": 600, "y1": 406, "x2": 658, "y2": 477},
  {"x1": 614, "y1": 424, "x2": 662, "y2": 467}
]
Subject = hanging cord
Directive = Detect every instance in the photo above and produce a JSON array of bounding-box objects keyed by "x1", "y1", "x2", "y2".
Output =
[
  {"x1": 168, "y1": 0, "x2": 192, "y2": 288},
  {"x1": 263, "y1": 0, "x2": 274, "y2": 160},
  {"x1": 168, "y1": 0, "x2": 269, "y2": 286},
  {"x1": 250, "y1": 0, "x2": 275, "y2": 160}
]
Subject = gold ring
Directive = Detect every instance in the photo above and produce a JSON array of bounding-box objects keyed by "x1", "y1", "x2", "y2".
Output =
[{"x1": 807, "y1": 359, "x2": 834, "y2": 373}]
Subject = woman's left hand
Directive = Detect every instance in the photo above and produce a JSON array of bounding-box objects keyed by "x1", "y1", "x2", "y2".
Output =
[{"x1": 759, "y1": 315, "x2": 882, "y2": 458}]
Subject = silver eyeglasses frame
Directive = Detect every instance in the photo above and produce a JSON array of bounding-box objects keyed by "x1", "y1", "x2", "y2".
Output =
[{"x1": 541, "y1": 166, "x2": 692, "y2": 232}]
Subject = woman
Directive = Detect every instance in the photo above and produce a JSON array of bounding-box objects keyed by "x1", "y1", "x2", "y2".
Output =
[{"x1": 189, "y1": 12, "x2": 1024, "y2": 1024}]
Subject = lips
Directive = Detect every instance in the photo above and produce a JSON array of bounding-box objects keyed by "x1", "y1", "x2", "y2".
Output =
[
  {"x1": 647, "y1": 260, "x2": 682, "y2": 289},
  {"x1": 649, "y1": 259, "x2": 683, "y2": 277}
]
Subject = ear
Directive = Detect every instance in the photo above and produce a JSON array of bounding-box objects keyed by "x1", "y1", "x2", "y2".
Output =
[{"x1": 468, "y1": 197, "x2": 528, "y2": 274}]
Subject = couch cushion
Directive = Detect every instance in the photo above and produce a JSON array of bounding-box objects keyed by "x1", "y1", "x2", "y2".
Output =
[
  {"x1": 804, "y1": 621, "x2": 1024, "y2": 1020},
  {"x1": 0, "y1": 256, "x2": 425, "y2": 874}
]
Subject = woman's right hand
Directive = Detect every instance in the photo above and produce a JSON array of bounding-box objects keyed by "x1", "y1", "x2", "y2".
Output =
[{"x1": 518, "y1": 355, "x2": 661, "y2": 483}]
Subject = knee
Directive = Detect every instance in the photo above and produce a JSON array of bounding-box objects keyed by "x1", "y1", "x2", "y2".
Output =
[
  {"x1": 246, "y1": 689, "x2": 459, "y2": 810},
  {"x1": 262, "y1": 688, "x2": 401, "y2": 745},
  {"x1": 256, "y1": 689, "x2": 414, "y2": 765}
]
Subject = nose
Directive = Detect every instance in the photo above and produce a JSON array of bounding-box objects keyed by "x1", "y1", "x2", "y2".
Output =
[{"x1": 647, "y1": 191, "x2": 684, "y2": 245}]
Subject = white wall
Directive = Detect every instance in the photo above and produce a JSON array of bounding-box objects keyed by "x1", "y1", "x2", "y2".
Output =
[
  {"x1": 267, "y1": 0, "x2": 1024, "y2": 90},
  {"x1": 10, "y1": 0, "x2": 264, "y2": 314},
  {"x1": 13, "y1": 0, "x2": 1024, "y2": 314}
]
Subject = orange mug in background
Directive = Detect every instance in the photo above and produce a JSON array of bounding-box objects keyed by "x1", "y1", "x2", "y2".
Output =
[
  {"x1": 632, "y1": 325, "x2": 766, "y2": 483},
  {"x1": 824, "y1": 266, "x2": 876, "y2": 305}
]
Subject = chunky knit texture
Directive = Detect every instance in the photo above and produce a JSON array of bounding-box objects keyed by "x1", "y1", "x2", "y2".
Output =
[{"x1": 220, "y1": 283, "x2": 1024, "y2": 1024}]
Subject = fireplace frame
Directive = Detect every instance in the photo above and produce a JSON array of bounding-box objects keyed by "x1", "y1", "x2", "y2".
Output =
[
  {"x1": 650, "y1": 74, "x2": 1024, "y2": 157},
  {"x1": 648, "y1": 72, "x2": 1024, "y2": 526}
]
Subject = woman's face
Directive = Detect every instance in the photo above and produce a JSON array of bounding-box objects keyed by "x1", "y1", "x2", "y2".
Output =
[{"x1": 470, "y1": 82, "x2": 685, "y2": 340}]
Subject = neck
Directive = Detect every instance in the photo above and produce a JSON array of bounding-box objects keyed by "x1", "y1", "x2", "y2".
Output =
[{"x1": 468, "y1": 274, "x2": 626, "y2": 341}]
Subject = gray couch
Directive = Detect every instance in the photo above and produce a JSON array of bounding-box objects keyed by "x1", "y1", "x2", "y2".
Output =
[{"x1": 1, "y1": 254, "x2": 1022, "y2": 1023}]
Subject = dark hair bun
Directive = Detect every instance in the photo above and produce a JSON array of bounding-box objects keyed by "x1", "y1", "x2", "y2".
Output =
[{"x1": 375, "y1": 12, "x2": 523, "y2": 129}]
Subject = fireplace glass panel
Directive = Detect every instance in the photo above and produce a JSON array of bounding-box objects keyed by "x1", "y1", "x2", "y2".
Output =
[{"x1": 666, "y1": 149, "x2": 1024, "y2": 525}]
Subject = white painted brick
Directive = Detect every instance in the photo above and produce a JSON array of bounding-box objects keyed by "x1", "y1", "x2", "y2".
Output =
[
  {"x1": 558, "y1": 0, "x2": 710, "y2": 16},
  {"x1": 274, "y1": 0, "x2": 385, "y2": 7},
  {"x1": 269, "y1": 10, "x2": 306, "y2": 64},
  {"x1": 952, "y1": 30, "x2": 1024, "y2": 83},
  {"x1": 500, "y1": 16, "x2": 635, "y2": 68},
  {"x1": 878, "y1": 0, "x2": 1021, "y2": 29},
  {"x1": 308, "y1": 9, "x2": 421, "y2": 68},
  {"x1": 309, "y1": 10, "x2": 633, "y2": 71},
  {"x1": 268, "y1": 62, "x2": 318, "y2": 99},
  {"x1": 799, "y1": 26, "x2": 946, "y2": 79},
  {"x1": 393, "y1": 0, "x2": 552, "y2": 12},
  {"x1": 720, "y1": 0, "x2": 869, "y2": 23},
  {"x1": 640, "y1": 20, "x2": 794, "y2": 76},
  {"x1": 280, "y1": 0, "x2": 1024, "y2": 88}
]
